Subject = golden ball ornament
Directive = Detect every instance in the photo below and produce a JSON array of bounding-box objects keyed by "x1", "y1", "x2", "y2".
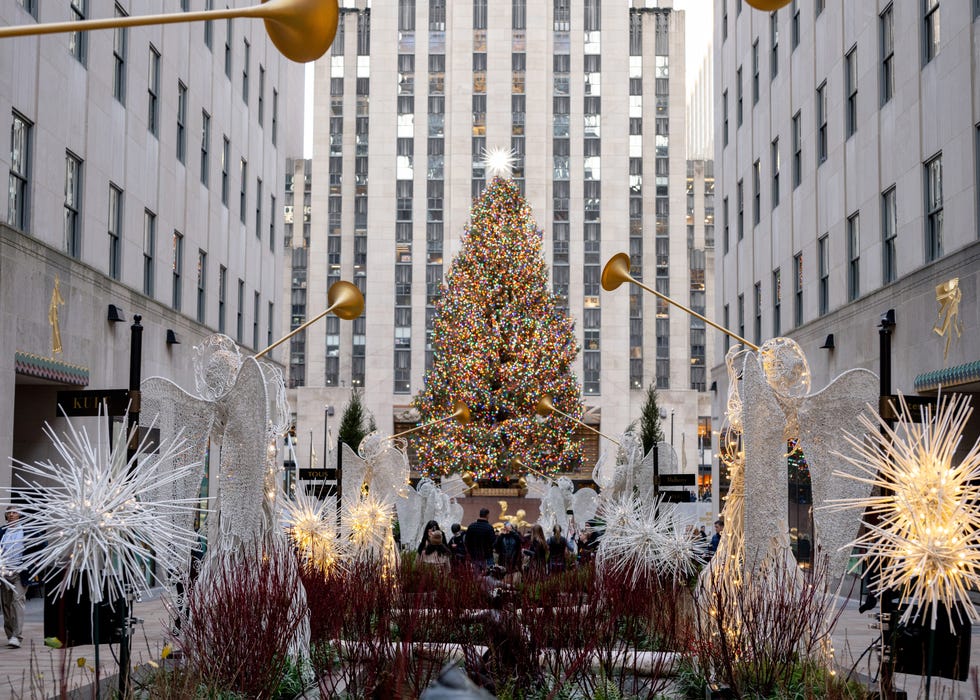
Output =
[{"x1": 744, "y1": 0, "x2": 792, "y2": 10}]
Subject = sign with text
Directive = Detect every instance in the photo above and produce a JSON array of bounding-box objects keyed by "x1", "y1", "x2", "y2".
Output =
[
  {"x1": 660, "y1": 490, "x2": 693, "y2": 503},
  {"x1": 56, "y1": 389, "x2": 131, "y2": 417},
  {"x1": 658, "y1": 473, "x2": 696, "y2": 487},
  {"x1": 299, "y1": 468, "x2": 338, "y2": 481}
]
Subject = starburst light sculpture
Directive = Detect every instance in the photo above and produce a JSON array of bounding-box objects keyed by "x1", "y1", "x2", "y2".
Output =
[
  {"x1": 281, "y1": 487, "x2": 343, "y2": 576},
  {"x1": 8, "y1": 413, "x2": 204, "y2": 605},
  {"x1": 825, "y1": 392, "x2": 980, "y2": 627}
]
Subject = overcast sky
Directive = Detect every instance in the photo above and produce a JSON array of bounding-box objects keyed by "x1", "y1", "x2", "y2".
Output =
[{"x1": 303, "y1": 2, "x2": 715, "y2": 158}]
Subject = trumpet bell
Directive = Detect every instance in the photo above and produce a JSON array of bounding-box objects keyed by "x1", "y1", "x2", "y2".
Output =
[
  {"x1": 744, "y1": 0, "x2": 792, "y2": 11},
  {"x1": 600, "y1": 252, "x2": 633, "y2": 292},
  {"x1": 261, "y1": 0, "x2": 340, "y2": 63},
  {"x1": 327, "y1": 280, "x2": 364, "y2": 321},
  {"x1": 452, "y1": 400, "x2": 472, "y2": 424},
  {"x1": 534, "y1": 395, "x2": 555, "y2": 417}
]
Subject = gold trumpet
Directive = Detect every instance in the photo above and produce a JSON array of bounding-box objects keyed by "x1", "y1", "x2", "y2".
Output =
[
  {"x1": 510, "y1": 457, "x2": 554, "y2": 485},
  {"x1": 256, "y1": 280, "x2": 362, "y2": 359},
  {"x1": 0, "y1": 0, "x2": 339, "y2": 64},
  {"x1": 390, "y1": 401, "x2": 471, "y2": 440},
  {"x1": 744, "y1": 0, "x2": 792, "y2": 11},
  {"x1": 534, "y1": 395, "x2": 621, "y2": 445},
  {"x1": 601, "y1": 252, "x2": 758, "y2": 351}
]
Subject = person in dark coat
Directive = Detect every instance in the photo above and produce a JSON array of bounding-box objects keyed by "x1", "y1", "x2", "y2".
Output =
[
  {"x1": 465, "y1": 508, "x2": 496, "y2": 572},
  {"x1": 493, "y1": 522, "x2": 524, "y2": 576},
  {"x1": 448, "y1": 523, "x2": 467, "y2": 564},
  {"x1": 708, "y1": 519, "x2": 723, "y2": 557},
  {"x1": 417, "y1": 520, "x2": 442, "y2": 554}
]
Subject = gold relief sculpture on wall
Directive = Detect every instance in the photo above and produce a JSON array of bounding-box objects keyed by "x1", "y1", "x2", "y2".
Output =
[
  {"x1": 48, "y1": 277, "x2": 65, "y2": 356},
  {"x1": 932, "y1": 277, "x2": 963, "y2": 363}
]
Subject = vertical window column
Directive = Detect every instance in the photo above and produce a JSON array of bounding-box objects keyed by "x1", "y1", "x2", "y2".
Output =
[
  {"x1": 426, "y1": 28, "x2": 445, "y2": 371},
  {"x1": 582, "y1": 0, "x2": 601, "y2": 396},
  {"x1": 351, "y1": 9, "x2": 370, "y2": 387},
  {"x1": 552, "y1": 2, "x2": 570, "y2": 316},
  {"x1": 654, "y1": 13, "x2": 670, "y2": 389},
  {"x1": 628, "y1": 10, "x2": 643, "y2": 390},
  {"x1": 511, "y1": 0, "x2": 526, "y2": 191}
]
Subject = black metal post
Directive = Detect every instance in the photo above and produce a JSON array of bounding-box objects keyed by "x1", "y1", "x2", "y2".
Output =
[
  {"x1": 652, "y1": 440, "x2": 660, "y2": 505},
  {"x1": 336, "y1": 433, "x2": 343, "y2": 529},
  {"x1": 119, "y1": 314, "x2": 142, "y2": 697},
  {"x1": 877, "y1": 309, "x2": 897, "y2": 700}
]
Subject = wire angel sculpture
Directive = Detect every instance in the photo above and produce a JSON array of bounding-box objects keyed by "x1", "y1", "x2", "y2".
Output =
[
  {"x1": 142, "y1": 334, "x2": 290, "y2": 556},
  {"x1": 395, "y1": 477, "x2": 464, "y2": 551},
  {"x1": 529, "y1": 475, "x2": 598, "y2": 536}
]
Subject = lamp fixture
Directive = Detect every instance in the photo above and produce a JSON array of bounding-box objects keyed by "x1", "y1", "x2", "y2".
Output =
[
  {"x1": 165, "y1": 329, "x2": 180, "y2": 345},
  {"x1": 107, "y1": 304, "x2": 125, "y2": 323},
  {"x1": 819, "y1": 333, "x2": 835, "y2": 350}
]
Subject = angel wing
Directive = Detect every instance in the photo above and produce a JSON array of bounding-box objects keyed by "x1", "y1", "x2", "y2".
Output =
[
  {"x1": 571, "y1": 487, "x2": 599, "y2": 529},
  {"x1": 394, "y1": 481, "x2": 425, "y2": 551},
  {"x1": 740, "y1": 353, "x2": 793, "y2": 570},
  {"x1": 798, "y1": 368, "x2": 878, "y2": 584},
  {"x1": 210, "y1": 357, "x2": 271, "y2": 551},
  {"x1": 141, "y1": 376, "x2": 213, "y2": 535}
]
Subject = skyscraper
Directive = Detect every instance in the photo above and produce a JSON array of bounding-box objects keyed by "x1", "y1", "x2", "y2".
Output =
[{"x1": 289, "y1": 0, "x2": 716, "y2": 482}]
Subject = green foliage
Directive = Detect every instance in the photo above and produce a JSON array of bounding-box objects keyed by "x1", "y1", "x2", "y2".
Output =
[
  {"x1": 638, "y1": 383, "x2": 664, "y2": 454},
  {"x1": 337, "y1": 389, "x2": 369, "y2": 450}
]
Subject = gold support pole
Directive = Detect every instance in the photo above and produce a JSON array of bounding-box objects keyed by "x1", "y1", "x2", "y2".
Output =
[
  {"x1": 534, "y1": 395, "x2": 621, "y2": 446},
  {"x1": 390, "y1": 401, "x2": 471, "y2": 440},
  {"x1": 601, "y1": 252, "x2": 759, "y2": 351}
]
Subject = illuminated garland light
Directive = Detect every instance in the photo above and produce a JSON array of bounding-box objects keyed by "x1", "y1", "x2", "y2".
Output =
[
  {"x1": 414, "y1": 177, "x2": 584, "y2": 479},
  {"x1": 825, "y1": 393, "x2": 980, "y2": 627}
]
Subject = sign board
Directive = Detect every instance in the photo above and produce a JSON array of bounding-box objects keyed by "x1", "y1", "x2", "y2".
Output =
[
  {"x1": 879, "y1": 395, "x2": 938, "y2": 422},
  {"x1": 299, "y1": 468, "x2": 337, "y2": 481},
  {"x1": 56, "y1": 389, "x2": 131, "y2": 417},
  {"x1": 660, "y1": 490, "x2": 692, "y2": 503},
  {"x1": 658, "y1": 473, "x2": 696, "y2": 487}
]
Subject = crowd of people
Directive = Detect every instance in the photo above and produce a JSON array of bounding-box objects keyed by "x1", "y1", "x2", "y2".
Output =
[{"x1": 414, "y1": 507, "x2": 604, "y2": 582}]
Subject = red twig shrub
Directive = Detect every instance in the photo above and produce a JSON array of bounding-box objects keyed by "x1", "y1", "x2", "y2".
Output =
[{"x1": 172, "y1": 540, "x2": 307, "y2": 699}]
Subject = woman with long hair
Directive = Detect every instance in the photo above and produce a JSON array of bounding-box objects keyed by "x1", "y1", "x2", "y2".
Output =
[{"x1": 526, "y1": 523, "x2": 548, "y2": 577}]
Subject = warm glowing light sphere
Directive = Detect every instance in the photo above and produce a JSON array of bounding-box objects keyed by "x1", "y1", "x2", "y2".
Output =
[{"x1": 745, "y1": 0, "x2": 792, "y2": 10}]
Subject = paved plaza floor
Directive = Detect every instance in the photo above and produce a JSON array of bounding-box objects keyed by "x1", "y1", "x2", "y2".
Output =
[{"x1": 0, "y1": 583, "x2": 975, "y2": 698}]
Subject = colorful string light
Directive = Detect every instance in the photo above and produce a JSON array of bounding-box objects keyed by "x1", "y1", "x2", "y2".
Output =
[{"x1": 414, "y1": 177, "x2": 584, "y2": 479}]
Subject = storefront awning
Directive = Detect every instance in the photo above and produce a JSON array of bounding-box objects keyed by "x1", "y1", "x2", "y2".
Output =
[
  {"x1": 914, "y1": 360, "x2": 980, "y2": 393},
  {"x1": 14, "y1": 351, "x2": 89, "y2": 386}
]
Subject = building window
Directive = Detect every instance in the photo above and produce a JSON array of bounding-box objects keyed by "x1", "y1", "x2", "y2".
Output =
[
  {"x1": 201, "y1": 111, "x2": 211, "y2": 185},
  {"x1": 108, "y1": 185, "x2": 122, "y2": 280},
  {"x1": 753, "y1": 282, "x2": 762, "y2": 345},
  {"x1": 793, "y1": 252, "x2": 803, "y2": 327},
  {"x1": 196, "y1": 250, "x2": 207, "y2": 323},
  {"x1": 818, "y1": 234, "x2": 829, "y2": 315},
  {"x1": 143, "y1": 210, "x2": 156, "y2": 297},
  {"x1": 752, "y1": 41, "x2": 759, "y2": 104},
  {"x1": 239, "y1": 158, "x2": 248, "y2": 223},
  {"x1": 722, "y1": 2, "x2": 728, "y2": 41},
  {"x1": 924, "y1": 0, "x2": 940, "y2": 65},
  {"x1": 177, "y1": 81, "x2": 187, "y2": 163},
  {"x1": 112, "y1": 5, "x2": 127, "y2": 103},
  {"x1": 221, "y1": 137, "x2": 230, "y2": 205},
  {"x1": 584, "y1": 0, "x2": 600, "y2": 31},
  {"x1": 269, "y1": 194, "x2": 276, "y2": 252},
  {"x1": 218, "y1": 265, "x2": 227, "y2": 333},
  {"x1": 882, "y1": 186, "x2": 897, "y2": 284},
  {"x1": 267, "y1": 302, "x2": 274, "y2": 348},
  {"x1": 736, "y1": 67, "x2": 743, "y2": 126},
  {"x1": 847, "y1": 213, "x2": 860, "y2": 301},
  {"x1": 224, "y1": 18, "x2": 232, "y2": 78},
  {"x1": 258, "y1": 66, "x2": 265, "y2": 125},
  {"x1": 172, "y1": 231, "x2": 184, "y2": 311},
  {"x1": 63, "y1": 152, "x2": 82, "y2": 258},
  {"x1": 255, "y1": 178, "x2": 262, "y2": 237},
  {"x1": 770, "y1": 13, "x2": 779, "y2": 79},
  {"x1": 736, "y1": 179, "x2": 744, "y2": 240},
  {"x1": 241, "y1": 39, "x2": 250, "y2": 104},
  {"x1": 7, "y1": 113, "x2": 31, "y2": 231},
  {"x1": 722, "y1": 196, "x2": 730, "y2": 253},
  {"x1": 235, "y1": 279, "x2": 244, "y2": 343},
  {"x1": 252, "y1": 291, "x2": 260, "y2": 349},
  {"x1": 771, "y1": 138, "x2": 780, "y2": 208},
  {"x1": 925, "y1": 154, "x2": 943, "y2": 261},
  {"x1": 816, "y1": 0, "x2": 824, "y2": 16},
  {"x1": 204, "y1": 0, "x2": 213, "y2": 49},
  {"x1": 737, "y1": 293, "x2": 745, "y2": 342},
  {"x1": 15, "y1": 0, "x2": 37, "y2": 18},
  {"x1": 69, "y1": 0, "x2": 87, "y2": 65},
  {"x1": 400, "y1": 0, "x2": 416, "y2": 30},
  {"x1": 723, "y1": 304, "x2": 730, "y2": 352},
  {"x1": 792, "y1": 1, "x2": 800, "y2": 49},
  {"x1": 772, "y1": 268, "x2": 781, "y2": 337},
  {"x1": 272, "y1": 89, "x2": 279, "y2": 145},
  {"x1": 148, "y1": 46, "x2": 160, "y2": 136},
  {"x1": 722, "y1": 90, "x2": 729, "y2": 147},
  {"x1": 792, "y1": 111, "x2": 802, "y2": 188},
  {"x1": 880, "y1": 5, "x2": 894, "y2": 105},
  {"x1": 752, "y1": 159, "x2": 761, "y2": 226},
  {"x1": 845, "y1": 46, "x2": 858, "y2": 138},
  {"x1": 816, "y1": 81, "x2": 827, "y2": 163}
]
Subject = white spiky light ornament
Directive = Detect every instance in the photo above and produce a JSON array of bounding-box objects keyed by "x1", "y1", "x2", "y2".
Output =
[
  {"x1": 7, "y1": 412, "x2": 204, "y2": 605},
  {"x1": 281, "y1": 486, "x2": 343, "y2": 576},
  {"x1": 825, "y1": 392, "x2": 980, "y2": 628}
]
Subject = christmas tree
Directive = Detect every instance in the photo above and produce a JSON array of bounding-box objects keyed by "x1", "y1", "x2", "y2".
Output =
[{"x1": 414, "y1": 175, "x2": 583, "y2": 479}]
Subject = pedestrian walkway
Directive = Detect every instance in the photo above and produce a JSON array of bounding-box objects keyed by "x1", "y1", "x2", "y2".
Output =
[{"x1": 0, "y1": 591, "x2": 171, "y2": 699}]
